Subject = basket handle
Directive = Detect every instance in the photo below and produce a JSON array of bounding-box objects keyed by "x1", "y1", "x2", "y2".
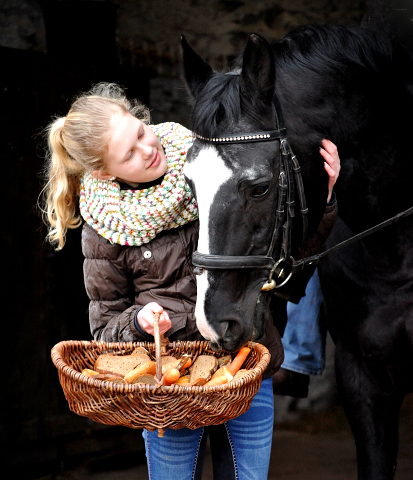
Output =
[
  {"x1": 153, "y1": 312, "x2": 169, "y2": 437},
  {"x1": 153, "y1": 312, "x2": 169, "y2": 384}
]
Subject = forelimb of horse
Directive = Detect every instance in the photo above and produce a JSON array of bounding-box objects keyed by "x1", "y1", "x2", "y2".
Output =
[{"x1": 335, "y1": 342, "x2": 404, "y2": 480}]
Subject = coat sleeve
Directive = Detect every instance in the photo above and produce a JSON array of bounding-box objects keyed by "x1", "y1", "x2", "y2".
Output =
[
  {"x1": 297, "y1": 197, "x2": 338, "y2": 259},
  {"x1": 271, "y1": 198, "x2": 338, "y2": 304},
  {"x1": 81, "y1": 224, "x2": 149, "y2": 342}
]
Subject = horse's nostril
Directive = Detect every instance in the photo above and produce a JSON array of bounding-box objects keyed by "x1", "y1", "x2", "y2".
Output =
[
  {"x1": 209, "y1": 341, "x2": 221, "y2": 352},
  {"x1": 224, "y1": 320, "x2": 238, "y2": 338}
]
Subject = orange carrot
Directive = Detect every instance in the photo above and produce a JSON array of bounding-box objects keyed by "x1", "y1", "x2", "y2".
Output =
[
  {"x1": 164, "y1": 368, "x2": 181, "y2": 386},
  {"x1": 228, "y1": 346, "x2": 251, "y2": 376},
  {"x1": 180, "y1": 356, "x2": 192, "y2": 370},
  {"x1": 205, "y1": 374, "x2": 232, "y2": 386},
  {"x1": 205, "y1": 366, "x2": 233, "y2": 386},
  {"x1": 175, "y1": 355, "x2": 192, "y2": 371},
  {"x1": 204, "y1": 375, "x2": 229, "y2": 387}
]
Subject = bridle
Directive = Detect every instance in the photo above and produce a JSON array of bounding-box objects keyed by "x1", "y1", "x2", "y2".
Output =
[
  {"x1": 191, "y1": 93, "x2": 413, "y2": 292},
  {"x1": 192, "y1": 93, "x2": 309, "y2": 291}
]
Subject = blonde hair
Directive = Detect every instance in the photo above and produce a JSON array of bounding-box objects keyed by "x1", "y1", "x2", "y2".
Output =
[{"x1": 41, "y1": 82, "x2": 150, "y2": 250}]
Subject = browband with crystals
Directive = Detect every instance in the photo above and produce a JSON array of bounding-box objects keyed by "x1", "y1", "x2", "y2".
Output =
[{"x1": 194, "y1": 128, "x2": 287, "y2": 144}]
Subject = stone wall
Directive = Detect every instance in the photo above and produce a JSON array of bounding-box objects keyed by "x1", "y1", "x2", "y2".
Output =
[
  {"x1": 1, "y1": 0, "x2": 367, "y2": 127},
  {"x1": 115, "y1": 0, "x2": 366, "y2": 73},
  {"x1": 115, "y1": 0, "x2": 367, "y2": 125}
]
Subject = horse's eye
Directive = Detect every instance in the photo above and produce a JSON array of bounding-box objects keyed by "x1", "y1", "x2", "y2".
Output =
[{"x1": 252, "y1": 183, "x2": 269, "y2": 198}]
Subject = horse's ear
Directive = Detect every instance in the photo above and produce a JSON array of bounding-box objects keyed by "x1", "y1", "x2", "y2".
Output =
[
  {"x1": 181, "y1": 35, "x2": 214, "y2": 99},
  {"x1": 240, "y1": 34, "x2": 275, "y2": 104}
]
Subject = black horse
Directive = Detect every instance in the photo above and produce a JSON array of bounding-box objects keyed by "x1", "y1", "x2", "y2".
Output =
[{"x1": 181, "y1": 20, "x2": 413, "y2": 480}]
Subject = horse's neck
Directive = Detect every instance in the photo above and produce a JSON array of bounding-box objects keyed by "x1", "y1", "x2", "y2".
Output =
[
  {"x1": 274, "y1": 21, "x2": 413, "y2": 237},
  {"x1": 280, "y1": 80, "x2": 413, "y2": 231}
]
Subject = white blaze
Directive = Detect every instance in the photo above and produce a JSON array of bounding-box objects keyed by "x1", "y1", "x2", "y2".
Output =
[{"x1": 184, "y1": 146, "x2": 232, "y2": 341}]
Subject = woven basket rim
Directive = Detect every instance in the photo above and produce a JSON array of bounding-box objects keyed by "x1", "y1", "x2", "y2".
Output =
[{"x1": 51, "y1": 339, "x2": 271, "y2": 394}]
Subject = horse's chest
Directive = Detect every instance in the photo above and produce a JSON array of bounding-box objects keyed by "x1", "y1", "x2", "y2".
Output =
[{"x1": 357, "y1": 291, "x2": 413, "y2": 362}]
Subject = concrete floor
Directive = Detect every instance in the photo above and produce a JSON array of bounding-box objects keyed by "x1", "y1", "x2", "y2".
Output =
[{"x1": 42, "y1": 395, "x2": 413, "y2": 480}]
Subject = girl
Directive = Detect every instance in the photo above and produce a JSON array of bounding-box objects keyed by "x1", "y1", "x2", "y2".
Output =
[{"x1": 41, "y1": 82, "x2": 283, "y2": 480}]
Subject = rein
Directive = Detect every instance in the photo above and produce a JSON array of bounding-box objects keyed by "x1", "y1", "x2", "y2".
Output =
[{"x1": 292, "y1": 204, "x2": 413, "y2": 272}]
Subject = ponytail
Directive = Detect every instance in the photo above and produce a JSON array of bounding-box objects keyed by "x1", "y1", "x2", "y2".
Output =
[{"x1": 41, "y1": 117, "x2": 84, "y2": 250}]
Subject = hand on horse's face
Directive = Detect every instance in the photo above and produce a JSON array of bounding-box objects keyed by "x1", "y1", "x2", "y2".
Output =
[{"x1": 320, "y1": 139, "x2": 341, "y2": 202}]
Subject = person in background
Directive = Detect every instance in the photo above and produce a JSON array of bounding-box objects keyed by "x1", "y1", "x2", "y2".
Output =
[{"x1": 272, "y1": 139, "x2": 340, "y2": 398}]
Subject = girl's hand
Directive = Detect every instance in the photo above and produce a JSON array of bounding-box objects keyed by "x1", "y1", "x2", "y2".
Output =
[
  {"x1": 320, "y1": 139, "x2": 341, "y2": 203},
  {"x1": 137, "y1": 302, "x2": 171, "y2": 336}
]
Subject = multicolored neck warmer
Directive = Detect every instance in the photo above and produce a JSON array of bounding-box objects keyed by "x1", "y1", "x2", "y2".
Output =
[{"x1": 79, "y1": 122, "x2": 198, "y2": 246}]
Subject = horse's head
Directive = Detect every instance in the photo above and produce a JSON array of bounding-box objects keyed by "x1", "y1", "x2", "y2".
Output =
[{"x1": 182, "y1": 34, "x2": 326, "y2": 351}]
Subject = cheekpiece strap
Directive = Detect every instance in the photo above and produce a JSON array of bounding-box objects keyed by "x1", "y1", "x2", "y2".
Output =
[{"x1": 194, "y1": 128, "x2": 287, "y2": 144}]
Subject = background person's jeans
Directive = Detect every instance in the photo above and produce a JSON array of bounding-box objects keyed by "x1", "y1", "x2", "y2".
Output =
[
  {"x1": 143, "y1": 377, "x2": 274, "y2": 480},
  {"x1": 282, "y1": 268, "x2": 326, "y2": 376}
]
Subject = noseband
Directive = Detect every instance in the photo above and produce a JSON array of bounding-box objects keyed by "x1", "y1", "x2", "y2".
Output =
[{"x1": 192, "y1": 93, "x2": 309, "y2": 291}]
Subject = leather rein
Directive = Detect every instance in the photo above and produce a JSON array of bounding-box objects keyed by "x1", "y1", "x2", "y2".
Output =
[{"x1": 191, "y1": 93, "x2": 413, "y2": 291}]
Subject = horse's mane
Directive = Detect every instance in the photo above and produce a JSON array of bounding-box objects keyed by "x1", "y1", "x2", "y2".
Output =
[
  {"x1": 274, "y1": 24, "x2": 395, "y2": 76},
  {"x1": 191, "y1": 24, "x2": 407, "y2": 139}
]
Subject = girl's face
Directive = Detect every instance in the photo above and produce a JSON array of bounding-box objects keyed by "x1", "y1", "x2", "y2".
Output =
[{"x1": 95, "y1": 112, "x2": 167, "y2": 187}]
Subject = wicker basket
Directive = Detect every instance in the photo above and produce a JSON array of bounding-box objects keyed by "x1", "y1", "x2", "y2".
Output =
[{"x1": 51, "y1": 327, "x2": 270, "y2": 436}]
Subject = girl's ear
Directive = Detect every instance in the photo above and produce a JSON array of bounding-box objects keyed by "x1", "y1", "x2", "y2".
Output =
[{"x1": 92, "y1": 170, "x2": 113, "y2": 180}]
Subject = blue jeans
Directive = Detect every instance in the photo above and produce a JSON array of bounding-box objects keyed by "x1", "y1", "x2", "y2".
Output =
[
  {"x1": 282, "y1": 268, "x2": 326, "y2": 376},
  {"x1": 143, "y1": 377, "x2": 274, "y2": 480}
]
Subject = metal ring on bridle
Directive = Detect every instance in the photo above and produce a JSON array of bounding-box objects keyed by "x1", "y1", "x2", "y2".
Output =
[{"x1": 261, "y1": 257, "x2": 294, "y2": 291}]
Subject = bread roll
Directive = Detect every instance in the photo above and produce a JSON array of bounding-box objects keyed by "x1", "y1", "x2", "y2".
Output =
[{"x1": 124, "y1": 361, "x2": 157, "y2": 383}]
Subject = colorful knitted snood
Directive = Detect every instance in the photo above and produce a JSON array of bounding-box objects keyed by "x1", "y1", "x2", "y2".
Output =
[{"x1": 79, "y1": 122, "x2": 198, "y2": 246}]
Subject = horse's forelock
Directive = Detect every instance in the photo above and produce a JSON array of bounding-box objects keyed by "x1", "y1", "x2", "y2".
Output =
[{"x1": 192, "y1": 73, "x2": 241, "y2": 138}]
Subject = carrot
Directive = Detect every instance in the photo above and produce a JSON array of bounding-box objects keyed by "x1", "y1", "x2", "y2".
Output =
[
  {"x1": 228, "y1": 346, "x2": 251, "y2": 376},
  {"x1": 164, "y1": 368, "x2": 181, "y2": 386},
  {"x1": 175, "y1": 355, "x2": 192, "y2": 371},
  {"x1": 162, "y1": 362, "x2": 177, "y2": 374},
  {"x1": 180, "y1": 356, "x2": 192, "y2": 370},
  {"x1": 162, "y1": 355, "x2": 192, "y2": 375},
  {"x1": 204, "y1": 375, "x2": 229, "y2": 387},
  {"x1": 161, "y1": 356, "x2": 179, "y2": 374},
  {"x1": 205, "y1": 366, "x2": 233, "y2": 386},
  {"x1": 205, "y1": 373, "x2": 233, "y2": 386}
]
